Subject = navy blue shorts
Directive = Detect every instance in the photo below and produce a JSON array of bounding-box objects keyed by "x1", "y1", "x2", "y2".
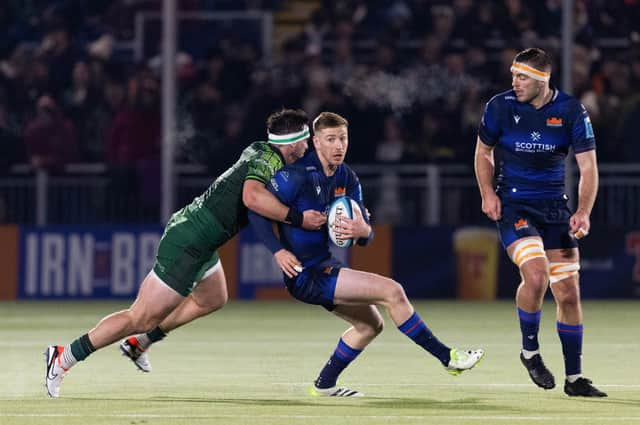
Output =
[
  {"x1": 497, "y1": 196, "x2": 578, "y2": 250},
  {"x1": 285, "y1": 258, "x2": 343, "y2": 311}
]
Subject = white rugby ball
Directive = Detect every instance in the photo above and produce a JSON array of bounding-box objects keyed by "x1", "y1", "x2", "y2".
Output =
[{"x1": 327, "y1": 196, "x2": 361, "y2": 248}]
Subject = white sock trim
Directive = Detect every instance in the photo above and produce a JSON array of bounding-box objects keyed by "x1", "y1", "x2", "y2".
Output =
[
  {"x1": 61, "y1": 344, "x2": 78, "y2": 369},
  {"x1": 566, "y1": 373, "x2": 582, "y2": 383},
  {"x1": 521, "y1": 349, "x2": 540, "y2": 359}
]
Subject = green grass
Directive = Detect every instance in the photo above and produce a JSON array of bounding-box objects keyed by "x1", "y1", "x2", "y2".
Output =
[{"x1": 1, "y1": 300, "x2": 639, "y2": 425}]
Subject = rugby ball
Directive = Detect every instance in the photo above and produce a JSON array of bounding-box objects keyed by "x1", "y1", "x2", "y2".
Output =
[{"x1": 328, "y1": 196, "x2": 362, "y2": 248}]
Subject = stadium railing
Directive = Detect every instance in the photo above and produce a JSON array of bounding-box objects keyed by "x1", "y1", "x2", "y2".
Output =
[{"x1": 1, "y1": 162, "x2": 639, "y2": 227}]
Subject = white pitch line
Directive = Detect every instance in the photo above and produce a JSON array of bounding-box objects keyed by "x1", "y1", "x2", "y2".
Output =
[
  {"x1": 1, "y1": 414, "x2": 639, "y2": 421},
  {"x1": 270, "y1": 382, "x2": 640, "y2": 388}
]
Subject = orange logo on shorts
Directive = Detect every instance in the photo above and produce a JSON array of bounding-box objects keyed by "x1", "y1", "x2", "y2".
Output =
[{"x1": 514, "y1": 218, "x2": 529, "y2": 230}]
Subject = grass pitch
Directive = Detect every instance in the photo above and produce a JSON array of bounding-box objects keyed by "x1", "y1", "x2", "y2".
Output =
[{"x1": 1, "y1": 300, "x2": 639, "y2": 424}]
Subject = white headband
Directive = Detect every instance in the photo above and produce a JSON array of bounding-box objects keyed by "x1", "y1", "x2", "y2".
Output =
[
  {"x1": 267, "y1": 125, "x2": 310, "y2": 145},
  {"x1": 510, "y1": 61, "x2": 550, "y2": 82}
]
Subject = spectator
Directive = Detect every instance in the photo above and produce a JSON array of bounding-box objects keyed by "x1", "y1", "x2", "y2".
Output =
[
  {"x1": 106, "y1": 67, "x2": 161, "y2": 220},
  {"x1": 23, "y1": 94, "x2": 79, "y2": 172},
  {"x1": 0, "y1": 99, "x2": 24, "y2": 171}
]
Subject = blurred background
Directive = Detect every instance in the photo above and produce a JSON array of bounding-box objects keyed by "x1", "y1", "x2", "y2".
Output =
[{"x1": 1, "y1": 0, "x2": 639, "y2": 302}]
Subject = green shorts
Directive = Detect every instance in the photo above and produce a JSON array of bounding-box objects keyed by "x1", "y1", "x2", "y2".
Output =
[{"x1": 153, "y1": 206, "x2": 231, "y2": 296}]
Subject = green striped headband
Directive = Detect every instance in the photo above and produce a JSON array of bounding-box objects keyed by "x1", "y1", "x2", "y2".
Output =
[{"x1": 268, "y1": 125, "x2": 310, "y2": 145}]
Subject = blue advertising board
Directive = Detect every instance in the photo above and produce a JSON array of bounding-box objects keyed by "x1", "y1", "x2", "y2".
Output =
[{"x1": 19, "y1": 225, "x2": 162, "y2": 299}]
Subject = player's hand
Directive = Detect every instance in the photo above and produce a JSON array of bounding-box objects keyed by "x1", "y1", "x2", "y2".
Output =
[
  {"x1": 274, "y1": 249, "x2": 303, "y2": 278},
  {"x1": 301, "y1": 210, "x2": 326, "y2": 231},
  {"x1": 569, "y1": 210, "x2": 590, "y2": 239},
  {"x1": 332, "y1": 206, "x2": 370, "y2": 240},
  {"x1": 481, "y1": 191, "x2": 502, "y2": 221}
]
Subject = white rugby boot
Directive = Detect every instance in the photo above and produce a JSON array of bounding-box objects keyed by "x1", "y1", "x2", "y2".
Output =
[
  {"x1": 446, "y1": 348, "x2": 485, "y2": 376},
  {"x1": 119, "y1": 337, "x2": 152, "y2": 372},
  {"x1": 44, "y1": 345, "x2": 68, "y2": 398},
  {"x1": 310, "y1": 384, "x2": 364, "y2": 397}
]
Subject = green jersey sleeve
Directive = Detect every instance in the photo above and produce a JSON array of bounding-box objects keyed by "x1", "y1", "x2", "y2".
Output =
[{"x1": 245, "y1": 144, "x2": 285, "y2": 184}]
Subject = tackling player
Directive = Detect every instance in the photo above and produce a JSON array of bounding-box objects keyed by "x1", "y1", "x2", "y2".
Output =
[
  {"x1": 249, "y1": 111, "x2": 485, "y2": 396},
  {"x1": 44, "y1": 108, "x2": 326, "y2": 397},
  {"x1": 474, "y1": 48, "x2": 606, "y2": 397}
]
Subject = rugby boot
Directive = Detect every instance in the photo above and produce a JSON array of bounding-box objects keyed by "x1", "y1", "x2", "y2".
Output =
[
  {"x1": 44, "y1": 345, "x2": 68, "y2": 398},
  {"x1": 564, "y1": 377, "x2": 607, "y2": 397},
  {"x1": 310, "y1": 384, "x2": 364, "y2": 397},
  {"x1": 520, "y1": 352, "x2": 555, "y2": 389},
  {"x1": 446, "y1": 348, "x2": 486, "y2": 376},
  {"x1": 120, "y1": 337, "x2": 152, "y2": 372}
]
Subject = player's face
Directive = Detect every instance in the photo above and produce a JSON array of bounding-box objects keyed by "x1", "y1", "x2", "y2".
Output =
[
  {"x1": 313, "y1": 125, "x2": 348, "y2": 168},
  {"x1": 512, "y1": 71, "x2": 545, "y2": 103}
]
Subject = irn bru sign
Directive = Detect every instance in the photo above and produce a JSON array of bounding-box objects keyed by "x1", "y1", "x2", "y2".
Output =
[{"x1": 18, "y1": 226, "x2": 162, "y2": 298}]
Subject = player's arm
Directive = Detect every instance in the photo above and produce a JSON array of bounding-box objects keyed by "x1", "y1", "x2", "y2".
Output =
[
  {"x1": 247, "y1": 210, "x2": 302, "y2": 278},
  {"x1": 338, "y1": 174, "x2": 373, "y2": 246},
  {"x1": 247, "y1": 169, "x2": 303, "y2": 277},
  {"x1": 474, "y1": 137, "x2": 501, "y2": 221},
  {"x1": 243, "y1": 180, "x2": 325, "y2": 230},
  {"x1": 570, "y1": 149, "x2": 598, "y2": 236}
]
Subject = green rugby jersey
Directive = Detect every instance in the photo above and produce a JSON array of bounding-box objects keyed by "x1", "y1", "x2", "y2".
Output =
[{"x1": 185, "y1": 141, "x2": 285, "y2": 236}]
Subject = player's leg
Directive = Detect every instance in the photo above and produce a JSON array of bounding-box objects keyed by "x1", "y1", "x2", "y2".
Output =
[
  {"x1": 44, "y1": 271, "x2": 184, "y2": 397},
  {"x1": 333, "y1": 268, "x2": 484, "y2": 374},
  {"x1": 311, "y1": 304, "x2": 383, "y2": 397},
  {"x1": 547, "y1": 247, "x2": 607, "y2": 397},
  {"x1": 121, "y1": 260, "x2": 228, "y2": 372},
  {"x1": 505, "y1": 236, "x2": 556, "y2": 389}
]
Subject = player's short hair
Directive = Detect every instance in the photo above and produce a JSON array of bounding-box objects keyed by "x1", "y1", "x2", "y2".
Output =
[
  {"x1": 266, "y1": 108, "x2": 308, "y2": 135},
  {"x1": 312, "y1": 112, "x2": 349, "y2": 132},
  {"x1": 514, "y1": 48, "x2": 552, "y2": 72}
]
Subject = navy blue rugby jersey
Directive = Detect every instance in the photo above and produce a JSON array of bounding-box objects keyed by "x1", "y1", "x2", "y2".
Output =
[
  {"x1": 478, "y1": 88, "x2": 596, "y2": 199},
  {"x1": 266, "y1": 150, "x2": 369, "y2": 267}
]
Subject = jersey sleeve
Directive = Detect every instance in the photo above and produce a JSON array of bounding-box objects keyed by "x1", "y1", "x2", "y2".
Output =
[
  {"x1": 267, "y1": 167, "x2": 301, "y2": 205},
  {"x1": 478, "y1": 96, "x2": 502, "y2": 146},
  {"x1": 570, "y1": 103, "x2": 596, "y2": 154},
  {"x1": 246, "y1": 149, "x2": 283, "y2": 184}
]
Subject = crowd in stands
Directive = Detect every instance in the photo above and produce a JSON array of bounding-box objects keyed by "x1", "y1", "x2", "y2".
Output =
[{"x1": 1, "y1": 0, "x2": 640, "y2": 180}]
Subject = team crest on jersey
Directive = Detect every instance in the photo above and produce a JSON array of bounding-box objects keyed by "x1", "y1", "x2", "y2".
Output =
[
  {"x1": 514, "y1": 218, "x2": 529, "y2": 231},
  {"x1": 335, "y1": 187, "x2": 346, "y2": 197},
  {"x1": 513, "y1": 115, "x2": 521, "y2": 124},
  {"x1": 546, "y1": 117, "x2": 563, "y2": 127},
  {"x1": 530, "y1": 131, "x2": 541, "y2": 142}
]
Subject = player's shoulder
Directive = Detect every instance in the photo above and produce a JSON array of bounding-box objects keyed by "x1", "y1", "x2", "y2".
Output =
[
  {"x1": 553, "y1": 89, "x2": 588, "y2": 116},
  {"x1": 246, "y1": 141, "x2": 285, "y2": 164},
  {"x1": 339, "y1": 162, "x2": 357, "y2": 178},
  {"x1": 275, "y1": 156, "x2": 308, "y2": 179},
  {"x1": 486, "y1": 89, "x2": 517, "y2": 107}
]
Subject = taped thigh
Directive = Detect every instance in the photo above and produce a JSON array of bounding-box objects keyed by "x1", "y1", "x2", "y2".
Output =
[
  {"x1": 548, "y1": 262, "x2": 580, "y2": 284},
  {"x1": 511, "y1": 238, "x2": 546, "y2": 268}
]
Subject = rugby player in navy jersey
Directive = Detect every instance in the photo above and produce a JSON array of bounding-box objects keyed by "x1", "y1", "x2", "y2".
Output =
[
  {"x1": 249, "y1": 111, "x2": 484, "y2": 397},
  {"x1": 474, "y1": 48, "x2": 606, "y2": 397}
]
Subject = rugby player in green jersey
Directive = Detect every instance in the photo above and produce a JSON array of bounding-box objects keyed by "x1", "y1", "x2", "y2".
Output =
[{"x1": 44, "y1": 108, "x2": 325, "y2": 397}]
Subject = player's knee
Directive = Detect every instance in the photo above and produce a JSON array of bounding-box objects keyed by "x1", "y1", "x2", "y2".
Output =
[
  {"x1": 193, "y1": 292, "x2": 228, "y2": 314},
  {"x1": 552, "y1": 277, "x2": 580, "y2": 306},
  {"x1": 523, "y1": 270, "x2": 549, "y2": 294},
  {"x1": 384, "y1": 280, "x2": 409, "y2": 306},
  {"x1": 354, "y1": 319, "x2": 384, "y2": 339}
]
